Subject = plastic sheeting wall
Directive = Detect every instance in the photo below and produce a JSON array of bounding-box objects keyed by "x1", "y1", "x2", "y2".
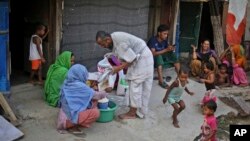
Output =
[{"x1": 62, "y1": 0, "x2": 150, "y2": 71}]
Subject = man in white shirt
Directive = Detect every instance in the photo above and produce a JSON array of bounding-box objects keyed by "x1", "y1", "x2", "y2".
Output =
[{"x1": 96, "y1": 31, "x2": 154, "y2": 119}]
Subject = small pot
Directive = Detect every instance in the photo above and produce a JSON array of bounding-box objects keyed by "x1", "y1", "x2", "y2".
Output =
[{"x1": 98, "y1": 97, "x2": 109, "y2": 109}]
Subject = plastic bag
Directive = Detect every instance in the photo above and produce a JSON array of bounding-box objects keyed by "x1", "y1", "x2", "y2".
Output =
[
  {"x1": 97, "y1": 57, "x2": 113, "y2": 82},
  {"x1": 116, "y1": 70, "x2": 129, "y2": 95},
  {"x1": 98, "y1": 73, "x2": 117, "y2": 91}
]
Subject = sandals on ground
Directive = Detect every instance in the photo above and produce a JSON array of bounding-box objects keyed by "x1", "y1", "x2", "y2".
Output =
[
  {"x1": 159, "y1": 81, "x2": 169, "y2": 89},
  {"x1": 67, "y1": 127, "x2": 86, "y2": 137},
  {"x1": 165, "y1": 76, "x2": 172, "y2": 82}
]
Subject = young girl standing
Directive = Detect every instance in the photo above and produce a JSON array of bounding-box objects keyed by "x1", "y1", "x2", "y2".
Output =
[
  {"x1": 162, "y1": 68, "x2": 194, "y2": 128},
  {"x1": 199, "y1": 61, "x2": 217, "y2": 107},
  {"x1": 199, "y1": 100, "x2": 218, "y2": 141}
]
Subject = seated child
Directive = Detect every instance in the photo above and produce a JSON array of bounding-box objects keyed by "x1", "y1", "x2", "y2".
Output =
[
  {"x1": 199, "y1": 61, "x2": 217, "y2": 107},
  {"x1": 215, "y1": 63, "x2": 231, "y2": 88},
  {"x1": 163, "y1": 68, "x2": 194, "y2": 128}
]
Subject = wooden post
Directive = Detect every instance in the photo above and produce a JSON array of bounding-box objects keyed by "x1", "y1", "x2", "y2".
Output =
[
  {"x1": 154, "y1": 0, "x2": 162, "y2": 33},
  {"x1": 209, "y1": 0, "x2": 225, "y2": 55},
  {"x1": 171, "y1": 0, "x2": 180, "y2": 45},
  {"x1": 222, "y1": 1, "x2": 229, "y2": 37},
  {"x1": 147, "y1": 0, "x2": 162, "y2": 38},
  {"x1": 0, "y1": 93, "x2": 18, "y2": 125},
  {"x1": 147, "y1": 0, "x2": 155, "y2": 39}
]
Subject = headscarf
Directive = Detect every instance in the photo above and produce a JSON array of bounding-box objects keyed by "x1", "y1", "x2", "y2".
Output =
[
  {"x1": 44, "y1": 51, "x2": 72, "y2": 107},
  {"x1": 231, "y1": 44, "x2": 246, "y2": 68},
  {"x1": 59, "y1": 64, "x2": 94, "y2": 124}
]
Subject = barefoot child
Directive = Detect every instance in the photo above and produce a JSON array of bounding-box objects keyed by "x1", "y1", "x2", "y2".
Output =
[
  {"x1": 199, "y1": 100, "x2": 217, "y2": 141},
  {"x1": 199, "y1": 61, "x2": 217, "y2": 107},
  {"x1": 29, "y1": 23, "x2": 49, "y2": 85},
  {"x1": 162, "y1": 68, "x2": 194, "y2": 128},
  {"x1": 215, "y1": 63, "x2": 231, "y2": 88}
]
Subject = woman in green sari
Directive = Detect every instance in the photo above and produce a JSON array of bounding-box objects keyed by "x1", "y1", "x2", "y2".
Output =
[{"x1": 44, "y1": 51, "x2": 75, "y2": 107}]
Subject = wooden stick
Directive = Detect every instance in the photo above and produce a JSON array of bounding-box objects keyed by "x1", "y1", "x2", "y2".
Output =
[{"x1": 0, "y1": 93, "x2": 17, "y2": 122}]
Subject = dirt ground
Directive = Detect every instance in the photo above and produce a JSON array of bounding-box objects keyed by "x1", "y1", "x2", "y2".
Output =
[
  {"x1": 215, "y1": 82, "x2": 250, "y2": 141},
  {"x1": 1, "y1": 63, "x2": 250, "y2": 141},
  {"x1": 3, "y1": 69, "x2": 237, "y2": 141},
  {"x1": 217, "y1": 112, "x2": 250, "y2": 141}
]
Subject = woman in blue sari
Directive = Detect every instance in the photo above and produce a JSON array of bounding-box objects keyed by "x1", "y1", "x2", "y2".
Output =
[{"x1": 57, "y1": 64, "x2": 107, "y2": 133}]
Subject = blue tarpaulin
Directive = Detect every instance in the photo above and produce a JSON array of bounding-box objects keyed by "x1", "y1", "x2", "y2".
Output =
[{"x1": 0, "y1": 2, "x2": 10, "y2": 93}]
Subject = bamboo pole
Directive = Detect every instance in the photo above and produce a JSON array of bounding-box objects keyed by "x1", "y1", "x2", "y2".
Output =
[{"x1": 0, "y1": 93, "x2": 18, "y2": 124}]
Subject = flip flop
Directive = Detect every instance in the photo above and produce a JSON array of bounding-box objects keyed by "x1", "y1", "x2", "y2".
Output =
[
  {"x1": 165, "y1": 76, "x2": 172, "y2": 82},
  {"x1": 67, "y1": 127, "x2": 85, "y2": 135},
  {"x1": 159, "y1": 81, "x2": 169, "y2": 89},
  {"x1": 136, "y1": 111, "x2": 145, "y2": 119}
]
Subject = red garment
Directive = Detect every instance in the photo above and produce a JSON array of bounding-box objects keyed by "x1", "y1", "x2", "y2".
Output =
[
  {"x1": 226, "y1": 0, "x2": 247, "y2": 45},
  {"x1": 232, "y1": 64, "x2": 248, "y2": 85},
  {"x1": 226, "y1": 13, "x2": 246, "y2": 45},
  {"x1": 201, "y1": 89, "x2": 217, "y2": 105},
  {"x1": 57, "y1": 107, "x2": 100, "y2": 130},
  {"x1": 201, "y1": 115, "x2": 217, "y2": 141},
  {"x1": 31, "y1": 59, "x2": 41, "y2": 70}
]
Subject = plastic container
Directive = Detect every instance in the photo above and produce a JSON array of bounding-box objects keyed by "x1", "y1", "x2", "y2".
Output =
[
  {"x1": 96, "y1": 101, "x2": 117, "y2": 123},
  {"x1": 98, "y1": 97, "x2": 109, "y2": 109},
  {"x1": 98, "y1": 102, "x2": 109, "y2": 109}
]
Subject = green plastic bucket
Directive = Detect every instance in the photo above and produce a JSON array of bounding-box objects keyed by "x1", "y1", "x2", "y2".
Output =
[{"x1": 96, "y1": 101, "x2": 117, "y2": 123}]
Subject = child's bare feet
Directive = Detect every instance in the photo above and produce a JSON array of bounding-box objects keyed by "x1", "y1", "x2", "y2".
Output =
[
  {"x1": 172, "y1": 115, "x2": 180, "y2": 128},
  {"x1": 173, "y1": 120, "x2": 180, "y2": 128},
  {"x1": 172, "y1": 115, "x2": 179, "y2": 122},
  {"x1": 37, "y1": 81, "x2": 44, "y2": 86},
  {"x1": 28, "y1": 80, "x2": 35, "y2": 85}
]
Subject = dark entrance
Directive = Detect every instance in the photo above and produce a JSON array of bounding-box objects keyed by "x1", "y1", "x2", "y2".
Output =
[
  {"x1": 198, "y1": 2, "x2": 214, "y2": 50},
  {"x1": 9, "y1": 0, "x2": 51, "y2": 85}
]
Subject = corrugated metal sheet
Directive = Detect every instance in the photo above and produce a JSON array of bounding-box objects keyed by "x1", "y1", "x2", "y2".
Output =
[{"x1": 62, "y1": 0, "x2": 150, "y2": 71}]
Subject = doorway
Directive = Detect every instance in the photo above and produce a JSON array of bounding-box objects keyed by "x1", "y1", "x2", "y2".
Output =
[
  {"x1": 9, "y1": 0, "x2": 52, "y2": 85},
  {"x1": 179, "y1": 2, "x2": 203, "y2": 53},
  {"x1": 198, "y1": 2, "x2": 214, "y2": 50}
]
